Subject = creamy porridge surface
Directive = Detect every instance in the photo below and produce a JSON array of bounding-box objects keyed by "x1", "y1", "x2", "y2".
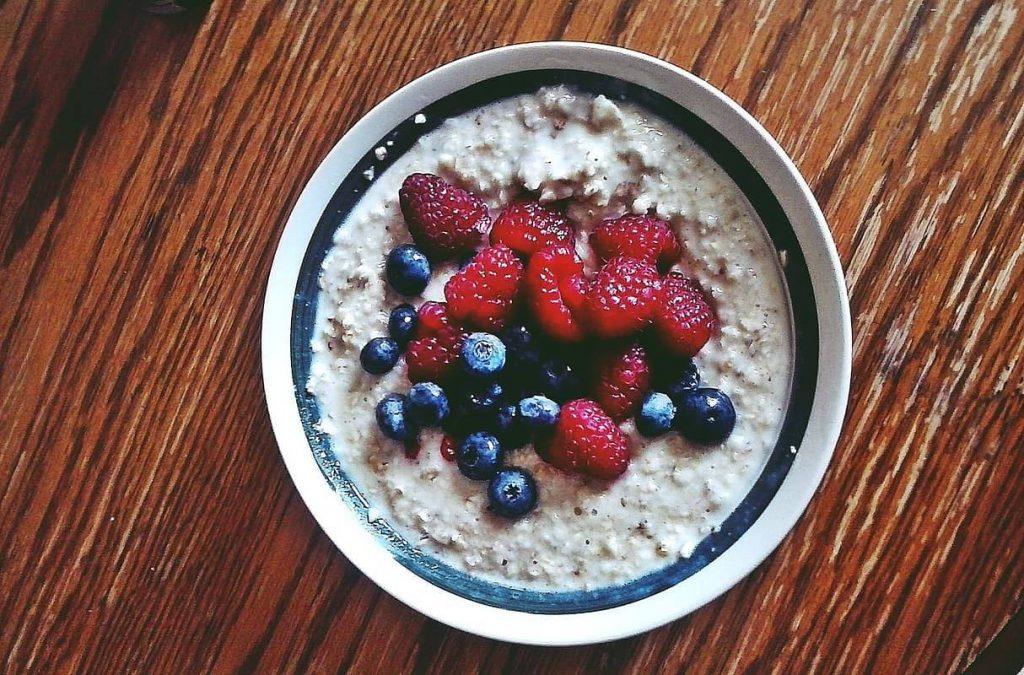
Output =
[{"x1": 307, "y1": 86, "x2": 793, "y2": 591}]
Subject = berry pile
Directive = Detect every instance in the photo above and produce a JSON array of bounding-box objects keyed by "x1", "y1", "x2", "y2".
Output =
[{"x1": 360, "y1": 173, "x2": 738, "y2": 521}]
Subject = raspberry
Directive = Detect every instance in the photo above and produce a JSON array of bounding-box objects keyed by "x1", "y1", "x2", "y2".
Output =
[
  {"x1": 440, "y1": 435, "x2": 457, "y2": 461},
  {"x1": 582, "y1": 256, "x2": 660, "y2": 338},
  {"x1": 654, "y1": 273, "x2": 716, "y2": 357},
  {"x1": 523, "y1": 244, "x2": 589, "y2": 342},
  {"x1": 489, "y1": 201, "x2": 573, "y2": 258},
  {"x1": 537, "y1": 399, "x2": 630, "y2": 480},
  {"x1": 590, "y1": 215, "x2": 682, "y2": 272},
  {"x1": 591, "y1": 342, "x2": 651, "y2": 422},
  {"x1": 399, "y1": 173, "x2": 489, "y2": 259},
  {"x1": 444, "y1": 245, "x2": 524, "y2": 332},
  {"x1": 405, "y1": 302, "x2": 464, "y2": 382},
  {"x1": 414, "y1": 300, "x2": 450, "y2": 336}
]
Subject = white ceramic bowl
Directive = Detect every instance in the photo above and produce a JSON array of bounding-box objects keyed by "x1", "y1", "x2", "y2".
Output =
[{"x1": 262, "y1": 42, "x2": 851, "y2": 645}]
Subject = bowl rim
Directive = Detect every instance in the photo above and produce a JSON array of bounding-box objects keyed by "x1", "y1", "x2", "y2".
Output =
[{"x1": 262, "y1": 41, "x2": 851, "y2": 646}]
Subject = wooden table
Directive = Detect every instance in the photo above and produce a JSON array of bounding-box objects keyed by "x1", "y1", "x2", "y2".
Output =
[{"x1": 2, "y1": 1, "x2": 1022, "y2": 672}]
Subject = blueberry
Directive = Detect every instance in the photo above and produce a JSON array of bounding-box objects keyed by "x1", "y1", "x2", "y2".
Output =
[
  {"x1": 456, "y1": 432, "x2": 503, "y2": 480},
  {"x1": 388, "y1": 304, "x2": 418, "y2": 348},
  {"x1": 444, "y1": 381, "x2": 504, "y2": 435},
  {"x1": 517, "y1": 395, "x2": 560, "y2": 431},
  {"x1": 488, "y1": 468, "x2": 538, "y2": 518},
  {"x1": 538, "y1": 356, "x2": 585, "y2": 402},
  {"x1": 462, "y1": 381, "x2": 504, "y2": 414},
  {"x1": 360, "y1": 337, "x2": 400, "y2": 374},
  {"x1": 662, "y1": 360, "x2": 701, "y2": 401},
  {"x1": 386, "y1": 244, "x2": 431, "y2": 296},
  {"x1": 636, "y1": 392, "x2": 676, "y2": 437},
  {"x1": 500, "y1": 324, "x2": 543, "y2": 368},
  {"x1": 496, "y1": 403, "x2": 530, "y2": 450},
  {"x1": 675, "y1": 387, "x2": 736, "y2": 444},
  {"x1": 406, "y1": 382, "x2": 449, "y2": 426},
  {"x1": 375, "y1": 393, "x2": 414, "y2": 441},
  {"x1": 461, "y1": 332, "x2": 506, "y2": 378}
]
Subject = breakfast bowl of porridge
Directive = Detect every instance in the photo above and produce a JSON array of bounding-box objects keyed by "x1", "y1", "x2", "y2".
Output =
[{"x1": 262, "y1": 42, "x2": 851, "y2": 645}]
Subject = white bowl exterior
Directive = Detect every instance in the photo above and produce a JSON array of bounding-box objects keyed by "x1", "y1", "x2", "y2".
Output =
[{"x1": 262, "y1": 42, "x2": 851, "y2": 646}]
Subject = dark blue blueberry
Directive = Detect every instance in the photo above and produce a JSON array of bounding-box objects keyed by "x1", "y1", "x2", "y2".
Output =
[
  {"x1": 538, "y1": 356, "x2": 585, "y2": 402},
  {"x1": 496, "y1": 403, "x2": 530, "y2": 450},
  {"x1": 444, "y1": 381, "x2": 504, "y2": 435},
  {"x1": 500, "y1": 324, "x2": 543, "y2": 368},
  {"x1": 517, "y1": 395, "x2": 560, "y2": 431},
  {"x1": 488, "y1": 468, "x2": 538, "y2": 518},
  {"x1": 388, "y1": 304, "x2": 418, "y2": 348},
  {"x1": 385, "y1": 244, "x2": 431, "y2": 296},
  {"x1": 360, "y1": 337, "x2": 400, "y2": 374},
  {"x1": 456, "y1": 432, "x2": 503, "y2": 480},
  {"x1": 375, "y1": 393, "x2": 414, "y2": 441},
  {"x1": 462, "y1": 381, "x2": 504, "y2": 415},
  {"x1": 461, "y1": 332, "x2": 506, "y2": 378},
  {"x1": 662, "y1": 360, "x2": 701, "y2": 401},
  {"x1": 675, "y1": 387, "x2": 736, "y2": 444},
  {"x1": 406, "y1": 382, "x2": 449, "y2": 426},
  {"x1": 636, "y1": 392, "x2": 676, "y2": 437}
]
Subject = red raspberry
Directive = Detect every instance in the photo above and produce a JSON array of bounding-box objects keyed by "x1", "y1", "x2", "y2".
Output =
[
  {"x1": 654, "y1": 273, "x2": 716, "y2": 357},
  {"x1": 590, "y1": 215, "x2": 682, "y2": 272},
  {"x1": 537, "y1": 399, "x2": 631, "y2": 480},
  {"x1": 414, "y1": 300, "x2": 451, "y2": 337},
  {"x1": 399, "y1": 173, "x2": 489, "y2": 259},
  {"x1": 591, "y1": 342, "x2": 651, "y2": 422},
  {"x1": 444, "y1": 245, "x2": 524, "y2": 331},
  {"x1": 440, "y1": 435, "x2": 457, "y2": 461},
  {"x1": 523, "y1": 244, "x2": 589, "y2": 342},
  {"x1": 405, "y1": 302, "x2": 464, "y2": 382},
  {"x1": 489, "y1": 201, "x2": 573, "y2": 258},
  {"x1": 582, "y1": 256, "x2": 660, "y2": 338}
]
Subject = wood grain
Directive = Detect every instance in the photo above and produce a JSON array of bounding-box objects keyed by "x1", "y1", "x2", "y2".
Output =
[{"x1": 2, "y1": 0, "x2": 1022, "y2": 672}]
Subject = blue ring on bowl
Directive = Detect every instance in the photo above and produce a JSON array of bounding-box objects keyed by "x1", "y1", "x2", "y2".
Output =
[{"x1": 290, "y1": 70, "x2": 818, "y2": 614}]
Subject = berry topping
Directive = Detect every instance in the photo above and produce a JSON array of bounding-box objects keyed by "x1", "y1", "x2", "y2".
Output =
[
  {"x1": 591, "y1": 342, "x2": 651, "y2": 422},
  {"x1": 489, "y1": 201, "x2": 573, "y2": 258},
  {"x1": 537, "y1": 399, "x2": 631, "y2": 480},
  {"x1": 461, "y1": 380, "x2": 504, "y2": 415},
  {"x1": 445, "y1": 381, "x2": 504, "y2": 435},
  {"x1": 590, "y1": 215, "x2": 682, "y2": 272},
  {"x1": 405, "y1": 302, "x2": 464, "y2": 383},
  {"x1": 582, "y1": 256, "x2": 660, "y2": 338},
  {"x1": 375, "y1": 394, "x2": 414, "y2": 441},
  {"x1": 675, "y1": 387, "x2": 736, "y2": 444},
  {"x1": 406, "y1": 382, "x2": 449, "y2": 426},
  {"x1": 538, "y1": 356, "x2": 586, "y2": 402},
  {"x1": 456, "y1": 432, "x2": 503, "y2": 481},
  {"x1": 496, "y1": 403, "x2": 530, "y2": 450},
  {"x1": 488, "y1": 468, "x2": 538, "y2": 519},
  {"x1": 500, "y1": 324, "x2": 543, "y2": 369},
  {"x1": 660, "y1": 359, "x2": 701, "y2": 401},
  {"x1": 414, "y1": 300, "x2": 451, "y2": 336},
  {"x1": 445, "y1": 245, "x2": 524, "y2": 332},
  {"x1": 517, "y1": 395, "x2": 560, "y2": 430},
  {"x1": 461, "y1": 332, "x2": 507, "y2": 378},
  {"x1": 636, "y1": 392, "x2": 676, "y2": 438},
  {"x1": 399, "y1": 173, "x2": 488, "y2": 259},
  {"x1": 387, "y1": 304, "x2": 419, "y2": 348},
  {"x1": 523, "y1": 244, "x2": 589, "y2": 342},
  {"x1": 440, "y1": 435, "x2": 457, "y2": 461},
  {"x1": 360, "y1": 337, "x2": 400, "y2": 375},
  {"x1": 654, "y1": 273, "x2": 716, "y2": 357},
  {"x1": 385, "y1": 245, "x2": 431, "y2": 296}
]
